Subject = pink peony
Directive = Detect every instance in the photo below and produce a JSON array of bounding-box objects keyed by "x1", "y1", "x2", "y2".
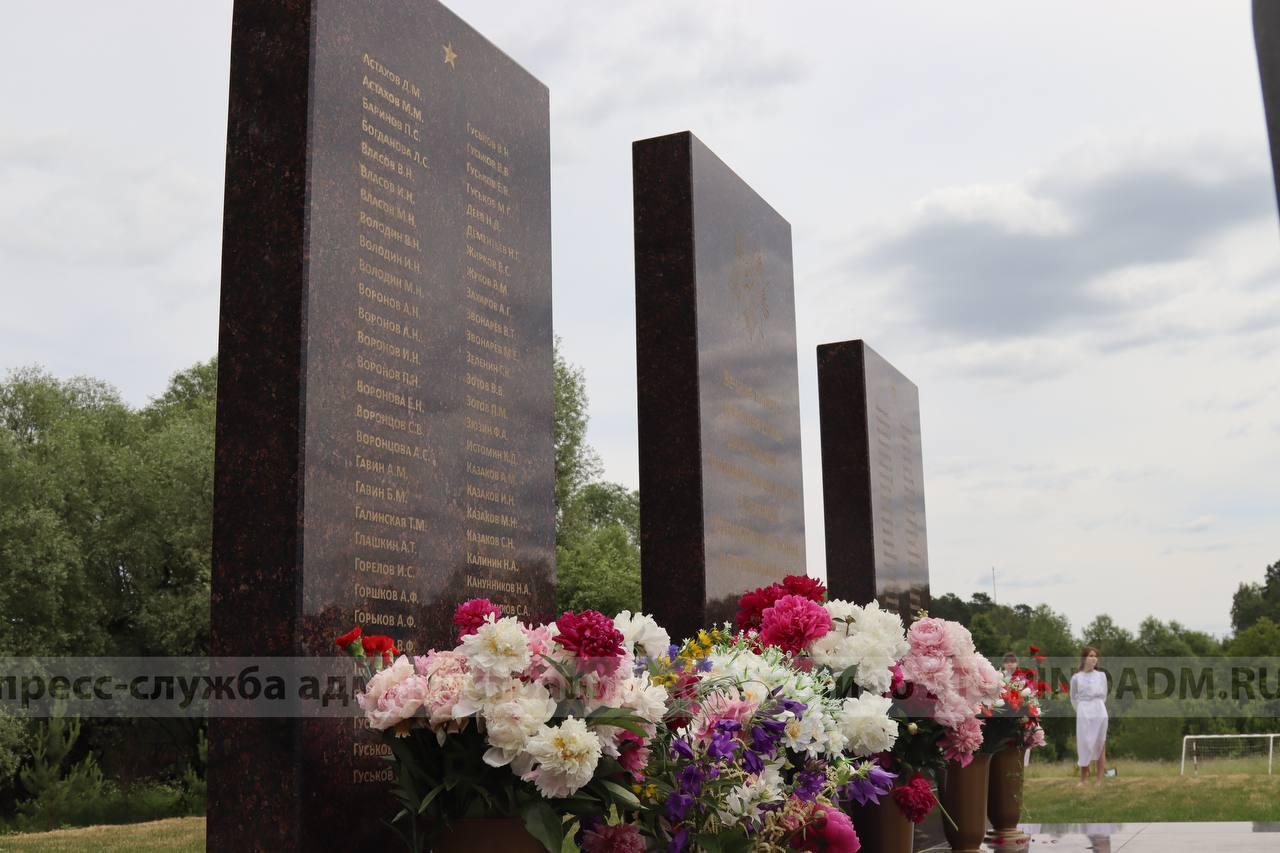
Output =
[
  {"x1": 359, "y1": 656, "x2": 429, "y2": 732},
  {"x1": 413, "y1": 650, "x2": 469, "y2": 727},
  {"x1": 579, "y1": 822, "x2": 646, "y2": 853},
  {"x1": 940, "y1": 716, "x2": 984, "y2": 766},
  {"x1": 555, "y1": 610, "x2": 626, "y2": 676},
  {"x1": 941, "y1": 621, "x2": 977, "y2": 658},
  {"x1": 792, "y1": 804, "x2": 861, "y2": 853},
  {"x1": 1029, "y1": 726, "x2": 1047, "y2": 748},
  {"x1": 907, "y1": 618, "x2": 948, "y2": 656},
  {"x1": 453, "y1": 598, "x2": 502, "y2": 641},
  {"x1": 759, "y1": 595, "x2": 832, "y2": 655}
]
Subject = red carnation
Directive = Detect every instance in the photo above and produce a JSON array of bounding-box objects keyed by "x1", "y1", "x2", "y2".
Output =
[
  {"x1": 554, "y1": 610, "x2": 625, "y2": 676},
  {"x1": 891, "y1": 774, "x2": 936, "y2": 824},
  {"x1": 335, "y1": 626, "x2": 362, "y2": 652},
  {"x1": 781, "y1": 574, "x2": 827, "y2": 604},
  {"x1": 454, "y1": 598, "x2": 502, "y2": 641},
  {"x1": 1027, "y1": 645, "x2": 1041, "y2": 655},
  {"x1": 735, "y1": 583, "x2": 787, "y2": 631},
  {"x1": 361, "y1": 634, "x2": 396, "y2": 657}
]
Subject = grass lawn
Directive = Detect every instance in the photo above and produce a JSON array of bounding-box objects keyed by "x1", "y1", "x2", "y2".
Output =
[
  {"x1": 1024, "y1": 759, "x2": 1280, "y2": 822},
  {"x1": 0, "y1": 817, "x2": 204, "y2": 852}
]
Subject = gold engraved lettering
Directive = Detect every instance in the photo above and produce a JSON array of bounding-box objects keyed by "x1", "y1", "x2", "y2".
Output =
[
  {"x1": 359, "y1": 233, "x2": 421, "y2": 273},
  {"x1": 355, "y1": 557, "x2": 417, "y2": 579},
  {"x1": 466, "y1": 285, "x2": 512, "y2": 318},
  {"x1": 726, "y1": 435, "x2": 778, "y2": 467},
  {"x1": 357, "y1": 329, "x2": 421, "y2": 366},
  {"x1": 359, "y1": 163, "x2": 415, "y2": 205},
  {"x1": 466, "y1": 349, "x2": 513, "y2": 379},
  {"x1": 466, "y1": 264, "x2": 509, "y2": 296},
  {"x1": 466, "y1": 551, "x2": 518, "y2": 572},
  {"x1": 464, "y1": 372, "x2": 505, "y2": 397},
  {"x1": 465, "y1": 482, "x2": 515, "y2": 507},
  {"x1": 466, "y1": 439, "x2": 518, "y2": 466},
  {"x1": 467, "y1": 307, "x2": 515, "y2": 339},
  {"x1": 356, "y1": 428, "x2": 431, "y2": 461},
  {"x1": 465, "y1": 505, "x2": 519, "y2": 529},
  {"x1": 464, "y1": 414, "x2": 508, "y2": 441},
  {"x1": 465, "y1": 161, "x2": 510, "y2": 197},
  {"x1": 722, "y1": 369, "x2": 784, "y2": 416},
  {"x1": 709, "y1": 516, "x2": 803, "y2": 560},
  {"x1": 707, "y1": 453, "x2": 802, "y2": 502},
  {"x1": 465, "y1": 328, "x2": 518, "y2": 361},
  {"x1": 464, "y1": 574, "x2": 531, "y2": 596},
  {"x1": 360, "y1": 186, "x2": 416, "y2": 227},
  {"x1": 360, "y1": 210, "x2": 420, "y2": 252},
  {"x1": 353, "y1": 530, "x2": 417, "y2": 555},
  {"x1": 465, "y1": 528, "x2": 515, "y2": 550},
  {"x1": 465, "y1": 225, "x2": 518, "y2": 261},
  {"x1": 737, "y1": 495, "x2": 780, "y2": 524},
  {"x1": 722, "y1": 402, "x2": 783, "y2": 443}
]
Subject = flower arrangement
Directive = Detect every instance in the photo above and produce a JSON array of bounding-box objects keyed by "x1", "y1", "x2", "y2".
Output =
[
  {"x1": 632, "y1": 630, "x2": 896, "y2": 852},
  {"x1": 980, "y1": 649, "x2": 1050, "y2": 754},
  {"x1": 337, "y1": 601, "x2": 670, "y2": 852}
]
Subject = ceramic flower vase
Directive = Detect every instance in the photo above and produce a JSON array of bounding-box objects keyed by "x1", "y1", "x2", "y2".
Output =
[
  {"x1": 845, "y1": 796, "x2": 914, "y2": 853},
  {"x1": 430, "y1": 817, "x2": 545, "y2": 852},
  {"x1": 940, "y1": 752, "x2": 991, "y2": 853},
  {"x1": 986, "y1": 746, "x2": 1030, "y2": 849}
]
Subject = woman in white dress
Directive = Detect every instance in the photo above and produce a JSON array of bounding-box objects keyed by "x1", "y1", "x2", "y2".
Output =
[{"x1": 1071, "y1": 646, "x2": 1108, "y2": 785}]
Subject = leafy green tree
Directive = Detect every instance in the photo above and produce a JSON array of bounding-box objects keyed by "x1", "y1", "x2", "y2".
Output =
[
  {"x1": 551, "y1": 344, "x2": 640, "y2": 614},
  {"x1": 1230, "y1": 559, "x2": 1280, "y2": 635},
  {"x1": 553, "y1": 338, "x2": 601, "y2": 532},
  {"x1": 1229, "y1": 617, "x2": 1280, "y2": 656},
  {"x1": 1081, "y1": 614, "x2": 1137, "y2": 657},
  {"x1": 0, "y1": 362, "x2": 215, "y2": 657}
]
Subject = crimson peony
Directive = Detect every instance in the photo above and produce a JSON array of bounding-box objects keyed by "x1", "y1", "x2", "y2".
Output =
[
  {"x1": 554, "y1": 609, "x2": 626, "y2": 675},
  {"x1": 759, "y1": 594, "x2": 832, "y2": 655}
]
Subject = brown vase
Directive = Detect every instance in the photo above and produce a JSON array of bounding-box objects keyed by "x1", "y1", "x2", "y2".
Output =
[
  {"x1": 939, "y1": 752, "x2": 991, "y2": 853},
  {"x1": 430, "y1": 817, "x2": 545, "y2": 852},
  {"x1": 986, "y1": 747, "x2": 1029, "y2": 849},
  {"x1": 845, "y1": 795, "x2": 914, "y2": 853}
]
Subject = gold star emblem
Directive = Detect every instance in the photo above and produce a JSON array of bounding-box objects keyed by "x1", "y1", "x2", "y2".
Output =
[{"x1": 442, "y1": 42, "x2": 457, "y2": 68}]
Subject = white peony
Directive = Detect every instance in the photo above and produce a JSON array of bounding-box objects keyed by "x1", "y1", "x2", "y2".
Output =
[
  {"x1": 614, "y1": 673, "x2": 669, "y2": 727},
  {"x1": 812, "y1": 600, "x2": 909, "y2": 695},
  {"x1": 457, "y1": 616, "x2": 531, "y2": 696},
  {"x1": 838, "y1": 693, "x2": 899, "y2": 756},
  {"x1": 523, "y1": 717, "x2": 603, "y2": 798},
  {"x1": 481, "y1": 681, "x2": 557, "y2": 769},
  {"x1": 358, "y1": 655, "x2": 428, "y2": 731},
  {"x1": 613, "y1": 611, "x2": 672, "y2": 660}
]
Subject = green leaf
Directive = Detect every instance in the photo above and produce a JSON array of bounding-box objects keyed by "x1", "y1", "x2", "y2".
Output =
[
  {"x1": 600, "y1": 779, "x2": 640, "y2": 808},
  {"x1": 522, "y1": 800, "x2": 566, "y2": 853},
  {"x1": 694, "y1": 833, "x2": 724, "y2": 853},
  {"x1": 417, "y1": 783, "x2": 444, "y2": 815}
]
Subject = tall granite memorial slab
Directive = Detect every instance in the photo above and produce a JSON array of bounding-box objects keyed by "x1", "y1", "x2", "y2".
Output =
[
  {"x1": 634, "y1": 131, "x2": 807, "y2": 642},
  {"x1": 817, "y1": 340, "x2": 929, "y2": 623},
  {"x1": 209, "y1": 1, "x2": 553, "y2": 848},
  {"x1": 1254, "y1": 0, "x2": 1280, "y2": 219}
]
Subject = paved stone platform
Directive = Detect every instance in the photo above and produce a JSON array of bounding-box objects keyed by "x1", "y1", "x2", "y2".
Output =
[{"x1": 914, "y1": 822, "x2": 1280, "y2": 852}]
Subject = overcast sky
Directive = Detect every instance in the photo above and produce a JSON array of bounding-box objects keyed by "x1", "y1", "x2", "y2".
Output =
[{"x1": 2, "y1": 2, "x2": 1277, "y2": 638}]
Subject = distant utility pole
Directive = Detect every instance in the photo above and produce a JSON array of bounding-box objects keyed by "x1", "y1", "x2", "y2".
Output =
[{"x1": 991, "y1": 566, "x2": 997, "y2": 604}]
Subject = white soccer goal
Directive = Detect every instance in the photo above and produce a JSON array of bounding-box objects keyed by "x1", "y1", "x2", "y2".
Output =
[{"x1": 1180, "y1": 733, "x2": 1278, "y2": 775}]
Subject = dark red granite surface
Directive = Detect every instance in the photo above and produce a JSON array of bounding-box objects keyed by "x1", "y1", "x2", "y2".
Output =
[
  {"x1": 817, "y1": 340, "x2": 930, "y2": 624},
  {"x1": 210, "y1": 1, "x2": 553, "y2": 848},
  {"x1": 634, "y1": 132, "x2": 807, "y2": 642}
]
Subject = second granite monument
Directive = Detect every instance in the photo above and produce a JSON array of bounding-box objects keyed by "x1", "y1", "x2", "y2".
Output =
[
  {"x1": 633, "y1": 131, "x2": 807, "y2": 641},
  {"x1": 817, "y1": 340, "x2": 930, "y2": 623}
]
